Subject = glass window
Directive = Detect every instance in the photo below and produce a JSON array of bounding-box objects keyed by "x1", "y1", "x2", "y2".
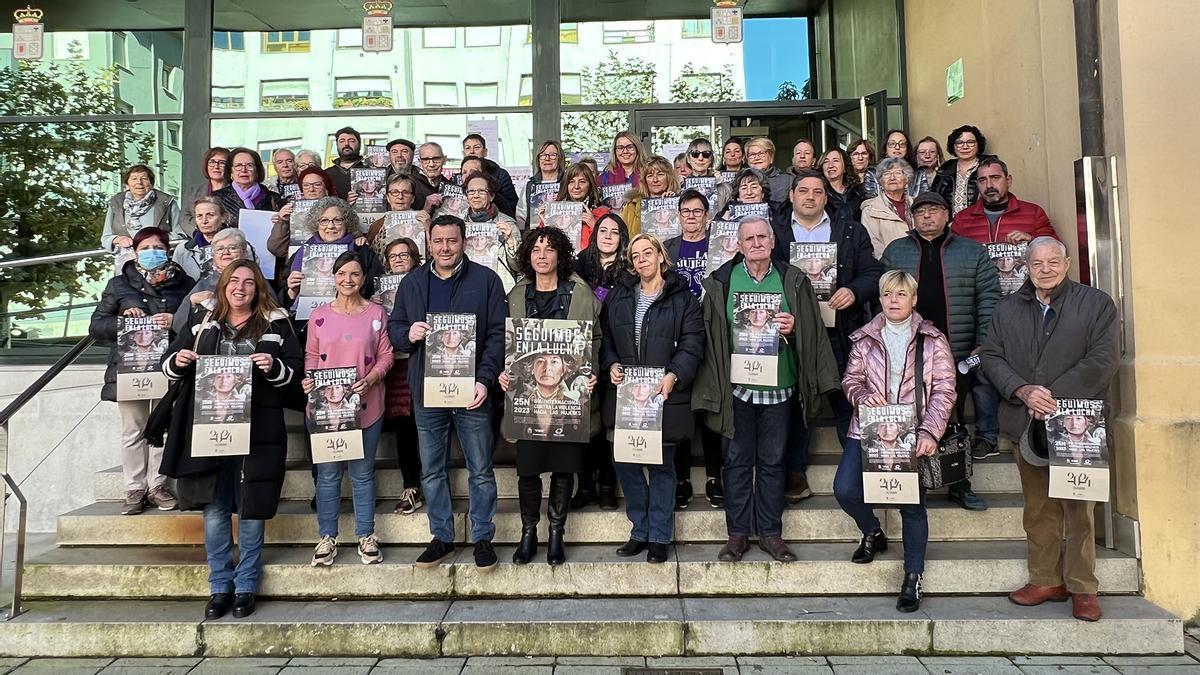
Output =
[
  {"x1": 166, "y1": 121, "x2": 181, "y2": 149},
  {"x1": 465, "y1": 83, "x2": 499, "y2": 107},
  {"x1": 465, "y1": 27, "x2": 501, "y2": 48},
  {"x1": 263, "y1": 31, "x2": 311, "y2": 53},
  {"x1": 423, "y1": 28, "x2": 456, "y2": 48},
  {"x1": 335, "y1": 77, "x2": 392, "y2": 109},
  {"x1": 560, "y1": 23, "x2": 579, "y2": 44},
  {"x1": 337, "y1": 29, "x2": 363, "y2": 48},
  {"x1": 112, "y1": 32, "x2": 127, "y2": 68},
  {"x1": 602, "y1": 21, "x2": 655, "y2": 44},
  {"x1": 213, "y1": 31, "x2": 244, "y2": 50},
  {"x1": 518, "y1": 74, "x2": 532, "y2": 107},
  {"x1": 424, "y1": 82, "x2": 458, "y2": 107},
  {"x1": 52, "y1": 32, "x2": 90, "y2": 60},
  {"x1": 212, "y1": 85, "x2": 245, "y2": 110},
  {"x1": 261, "y1": 79, "x2": 310, "y2": 111},
  {"x1": 426, "y1": 134, "x2": 463, "y2": 162},
  {"x1": 681, "y1": 20, "x2": 712, "y2": 39},
  {"x1": 561, "y1": 73, "x2": 582, "y2": 105}
]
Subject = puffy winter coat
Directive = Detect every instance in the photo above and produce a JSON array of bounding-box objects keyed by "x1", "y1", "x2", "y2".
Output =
[{"x1": 950, "y1": 193, "x2": 1058, "y2": 244}]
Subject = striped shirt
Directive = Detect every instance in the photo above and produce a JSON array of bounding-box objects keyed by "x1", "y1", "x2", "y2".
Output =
[{"x1": 634, "y1": 288, "x2": 659, "y2": 353}]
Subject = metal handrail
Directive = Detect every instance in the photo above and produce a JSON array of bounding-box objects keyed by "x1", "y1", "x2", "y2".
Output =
[
  {"x1": 0, "y1": 475, "x2": 26, "y2": 620},
  {"x1": 0, "y1": 337, "x2": 95, "y2": 428},
  {"x1": 0, "y1": 238, "x2": 188, "y2": 270}
]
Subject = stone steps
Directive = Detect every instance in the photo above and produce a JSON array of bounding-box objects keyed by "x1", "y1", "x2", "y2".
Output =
[
  {"x1": 55, "y1": 494, "x2": 1028, "y2": 546},
  {"x1": 0, "y1": 596, "x2": 1181, "y2": 658},
  {"x1": 92, "y1": 454, "x2": 1021, "y2": 502},
  {"x1": 23, "y1": 541, "x2": 1140, "y2": 600}
]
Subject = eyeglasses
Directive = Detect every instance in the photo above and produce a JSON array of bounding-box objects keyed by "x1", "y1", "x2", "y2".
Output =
[
  {"x1": 886, "y1": 140, "x2": 907, "y2": 149},
  {"x1": 213, "y1": 245, "x2": 241, "y2": 254},
  {"x1": 881, "y1": 170, "x2": 907, "y2": 179},
  {"x1": 232, "y1": 162, "x2": 256, "y2": 171},
  {"x1": 746, "y1": 150, "x2": 769, "y2": 159},
  {"x1": 207, "y1": 159, "x2": 227, "y2": 167},
  {"x1": 538, "y1": 152, "x2": 561, "y2": 160},
  {"x1": 317, "y1": 217, "x2": 346, "y2": 227},
  {"x1": 301, "y1": 182, "x2": 325, "y2": 190},
  {"x1": 387, "y1": 252, "x2": 413, "y2": 261},
  {"x1": 679, "y1": 208, "x2": 707, "y2": 217},
  {"x1": 689, "y1": 150, "x2": 713, "y2": 159},
  {"x1": 419, "y1": 156, "x2": 444, "y2": 162},
  {"x1": 387, "y1": 189, "x2": 414, "y2": 197},
  {"x1": 465, "y1": 188, "x2": 490, "y2": 196},
  {"x1": 614, "y1": 143, "x2": 636, "y2": 152},
  {"x1": 953, "y1": 139, "x2": 978, "y2": 147}
]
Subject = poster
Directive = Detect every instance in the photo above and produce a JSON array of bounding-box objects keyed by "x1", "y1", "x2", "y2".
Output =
[
  {"x1": 296, "y1": 243, "x2": 350, "y2": 320},
  {"x1": 730, "y1": 291, "x2": 781, "y2": 387},
  {"x1": 465, "y1": 223, "x2": 500, "y2": 271},
  {"x1": 363, "y1": 145, "x2": 389, "y2": 169},
  {"x1": 280, "y1": 182, "x2": 301, "y2": 202},
  {"x1": 288, "y1": 198, "x2": 320, "y2": 258},
  {"x1": 502, "y1": 318, "x2": 593, "y2": 443},
  {"x1": 613, "y1": 366, "x2": 665, "y2": 465},
  {"x1": 641, "y1": 196, "x2": 682, "y2": 241},
  {"x1": 600, "y1": 183, "x2": 631, "y2": 211},
  {"x1": 115, "y1": 317, "x2": 169, "y2": 401},
  {"x1": 682, "y1": 176, "x2": 717, "y2": 204},
  {"x1": 423, "y1": 313, "x2": 477, "y2": 408},
  {"x1": 987, "y1": 243, "x2": 1028, "y2": 296},
  {"x1": 435, "y1": 183, "x2": 469, "y2": 220},
  {"x1": 237, "y1": 209, "x2": 277, "y2": 278},
  {"x1": 1047, "y1": 398, "x2": 1109, "y2": 502},
  {"x1": 790, "y1": 242, "x2": 838, "y2": 327},
  {"x1": 375, "y1": 273, "x2": 405, "y2": 314},
  {"x1": 374, "y1": 210, "x2": 425, "y2": 256},
  {"x1": 528, "y1": 181, "x2": 560, "y2": 218},
  {"x1": 542, "y1": 201, "x2": 584, "y2": 248},
  {"x1": 716, "y1": 170, "x2": 739, "y2": 185},
  {"x1": 707, "y1": 220, "x2": 741, "y2": 274},
  {"x1": 350, "y1": 167, "x2": 387, "y2": 214},
  {"x1": 727, "y1": 202, "x2": 770, "y2": 222},
  {"x1": 859, "y1": 404, "x2": 920, "y2": 504},
  {"x1": 308, "y1": 366, "x2": 364, "y2": 464},
  {"x1": 191, "y1": 355, "x2": 252, "y2": 457}
]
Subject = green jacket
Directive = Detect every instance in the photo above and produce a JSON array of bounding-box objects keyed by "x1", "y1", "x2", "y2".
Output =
[
  {"x1": 881, "y1": 229, "x2": 1000, "y2": 361},
  {"x1": 693, "y1": 256, "x2": 841, "y2": 439}
]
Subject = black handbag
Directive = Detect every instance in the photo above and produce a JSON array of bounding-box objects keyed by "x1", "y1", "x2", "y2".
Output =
[{"x1": 912, "y1": 334, "x2": 973, "y2": 489}]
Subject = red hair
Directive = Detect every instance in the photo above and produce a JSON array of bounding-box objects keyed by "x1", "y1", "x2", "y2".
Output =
[{"x1": 297, "y1": 166, "x2": 339, "y2": 198}]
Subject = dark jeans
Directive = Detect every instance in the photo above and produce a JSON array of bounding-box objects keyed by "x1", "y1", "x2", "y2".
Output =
[
  {"x1": 833, "y1": 438, "x2": 928, "y2": 574},
  {"x1": 675, "y1": 422, "x2": 724, "y2": 481},
  {"x1": 614, "y1": 444, "x2": 676, "y2": 544},
  {"x1": 414, "y1": 399, "x2": 497, "y2": 543},
  {"x1": 724, "y1": 395, "x2": 791, "y2": 538},
  {"x1": 384, "y1": 414, "x2": 422, "y2": 489},
  {"x1": 971, "y1": 371, "x2": 1000, "y2": 445}
]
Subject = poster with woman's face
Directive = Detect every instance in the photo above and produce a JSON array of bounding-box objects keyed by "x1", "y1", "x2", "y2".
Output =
[
  {"x1": 986, "y1": 243, "x2": 1029, "y2": 295},
  {"x1": 116, "y1": 317, "x2": 169, "y2": 400},
  {"x1": 706, "y1": 220, "x2": 740, "y2": 274},
  {"x1": 641, "y1": 196, "x2": 682, "y2": 241},
  {"x1": 191, "y1": 355, "x2": 253, "y2": 457},
  {"x1": 423, "y1": 313, "x2": 477, "y2": 408},
  {"x1": 613, "y1": 366, "x2": 665, "y2": 465},
  {"x1": 1046, "y1": 397, "x2": 1109, "y2": 502},
  {"x1": 730, "y1": 291, "x2": 781, "y2": 387},
  {"x1": 859, "y1": 404, "x2": 920, "y2": 504},
  {"x1": 502, "y1": 318, "x2": 593, "y2": 443},
  {"x1": 789, "y1": 242, "x2": 838, "y2": 300}
]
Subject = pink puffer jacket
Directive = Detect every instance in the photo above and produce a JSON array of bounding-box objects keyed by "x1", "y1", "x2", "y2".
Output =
[{"x1": 842, "y1": 311, "x2": 958, "y2": 441}]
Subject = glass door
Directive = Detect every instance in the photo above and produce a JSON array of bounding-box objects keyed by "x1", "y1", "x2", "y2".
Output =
[{"x1": 632, "y1": 111, "x2": 728, "y2": 161}]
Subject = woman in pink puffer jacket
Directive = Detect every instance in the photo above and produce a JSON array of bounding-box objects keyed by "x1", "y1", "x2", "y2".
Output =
[{"x1": 834, "y1": 270, "x2": 957, "y2": 614}]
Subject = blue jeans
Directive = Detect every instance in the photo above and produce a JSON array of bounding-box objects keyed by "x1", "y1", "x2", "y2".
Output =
[
  {"x1": 315, "y1": 418, "x2": 383, "y2": 539},
  {"x1": 833, "y1": 438, "x2": 928, "y2": 574},
  {"x1": 971, "y1": 371, "x2": 1000, "y2": 444},
  {"x1": 724, "y1": 396, "x2": 791, "y2": 538},
  {"x1": 203, "y1": 458, "x2": 266, "y2": 595},
  {"x1": 414, "y1": 399, "x2": 497, "y2": 543},
  {"x1": 614, "y1": 444, "x2": 676, "y2": 544}
]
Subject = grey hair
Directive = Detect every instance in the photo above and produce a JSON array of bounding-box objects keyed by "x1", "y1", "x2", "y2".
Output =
[
  {"x1": 419, "y1": 141, "x2": 444, "y2": 157},
  {"x1": 304, "y1": 196, "x2": 360, "y2": 236},
  {"x1": 875, "y1": 156, "x2": 915, "y2": 183},
  {"x1": 1026, "y1": 236, "x2": 1068, "y2": 261},
  {"x1": 736, "y1": 215, "x2": 775, "y2": 241},
  {"x1": 296, "y1": 149, "x2": 322, "y2": 166},
  {"x1": 209, "y1": 227, "x2": 256, "y2": 263}
]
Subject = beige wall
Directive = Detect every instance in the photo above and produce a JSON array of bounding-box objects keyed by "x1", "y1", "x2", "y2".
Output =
[{"x1": 905, "y1": 0, "x2": 1200, "y2": 624}]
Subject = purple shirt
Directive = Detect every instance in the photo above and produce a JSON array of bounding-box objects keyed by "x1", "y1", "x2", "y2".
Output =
[{"x1": 675, "y1": 237, "x2": 708, "y2": 299}]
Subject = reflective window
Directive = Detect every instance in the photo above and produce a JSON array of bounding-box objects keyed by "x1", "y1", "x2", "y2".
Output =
[
  {"x1": 465, "y1": 83, "x2": 499, "y2": 107},
  {"x1": 260, "y1": 79, "x2": 310, "y2": 111},
  {"x1": 337, "y1": 29, "x2": 362, "y2": 48},
  {"x1": 464, "y1": 27, "x2": 501, "y2": 48},
  {"x1": 213, "y1": 31, "x2": 244, "y2": 50},
  {"x1": 423, "y1": 28, "x2": 456, "y2": 48},
  {"x1": 212, "y1": 85, "x2": 245, "y2": 109},
  {"x1": 602, "y1": 21, "x2": 655, "y2": 44},
  {"x1": 263, "y1": 31, "x2": 310, "y2": 53},
  {"x1": 424, "y1": 82, "x2": 458, "y2": 107},
  {"x1": 335, "y1": 77, "x2": 392, "y2": 109},
  {"x1": 681, "y1": 20, "x2": 712, "y2": 39}
]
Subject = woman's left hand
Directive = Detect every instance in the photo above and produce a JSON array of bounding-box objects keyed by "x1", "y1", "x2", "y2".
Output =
[
  {"x1": 658, "y1": 372, "x2": 677, "y2": 401},
  {"x1": 350, "y1": 375, "x2": 374, "y2": 395},
  {"x1": 915, "y1": 433, "x2": 938, "y2": 457},
  {"x1": 497, "y1": 220, "x2": 513, "y2": 240},
  {"x1": 249, "y1": 353, "x2": 274, "y2": 374}
]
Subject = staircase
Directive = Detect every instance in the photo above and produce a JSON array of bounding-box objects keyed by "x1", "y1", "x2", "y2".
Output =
[{"x1": 2, "y1": 420, "x2": 1183, "y2": 658}]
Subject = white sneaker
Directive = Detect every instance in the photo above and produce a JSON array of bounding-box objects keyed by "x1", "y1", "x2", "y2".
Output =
[
  {"x1": 311, "y1": 535, "x2": 338, "y2": 566},
  {"x1": 359, "y1": 533, "x2": 383, "y2": 565}
]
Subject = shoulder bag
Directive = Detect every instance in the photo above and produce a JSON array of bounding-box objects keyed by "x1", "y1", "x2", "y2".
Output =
[{"x1": 912, "y1": 333, "x2": 973, "y2": 489}]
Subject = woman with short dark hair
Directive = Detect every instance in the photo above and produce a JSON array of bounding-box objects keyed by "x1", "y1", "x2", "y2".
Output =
[
  {"x1": 848, "y1": 139, "x2": 879, "y2": 200},
  {"x1": 212, "y1": 146, "x2": 285, "y2": 227},
  {"x1": 102, "y1": 164, "x2": 183, "y2": 252},
  {"x1": 498, "y1": 226, "x2": 601, "y2": 566},
  {"x1": 932, "y1": 124, "x2": 992, "y2": 216}
]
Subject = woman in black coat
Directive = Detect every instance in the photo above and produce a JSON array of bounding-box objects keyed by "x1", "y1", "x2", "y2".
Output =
[
  {"x1": 211, "y1": 146, "x2": 285, "y2": 227},
  {"x1": 600, "y1": 233, "x2": 704, "y2": 563},
  {"x1": 157, "y1": 259, "x2": 302, "y2": 621},
  {"x1": 89, "y1": 227, "x2": 193, "y2": 516}
]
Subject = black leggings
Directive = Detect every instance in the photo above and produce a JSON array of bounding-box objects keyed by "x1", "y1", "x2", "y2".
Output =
[
  {"x1": 674, "y1": 423, "x2": 724, "y2": 482},
  {"x1": 384, "y1": 414, "x2": 422, "y2": 489}
]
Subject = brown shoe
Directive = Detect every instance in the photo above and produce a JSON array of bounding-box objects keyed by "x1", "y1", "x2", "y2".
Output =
[
  {"x1": 759, "y1": 535, "x2": 797, "y2": 562},
  {"x1": 122, "y1": 490, "x2": 146, "y2": 516},
  {"x1": 717, "y1": 535, "x2": 750, "y2": 562},
  {"x1": 1071, "y1": 593, "x2": 1102, "y2": 622},
  {"x1": 785, "y1": 471, "x2": 813, "y2": 504},
  {"x1": 1008, "y1": 583, "x2": 1070, "y2": 606},
  {"x1": 146, "y1": 486, "x2": 178, "y2": 511}
]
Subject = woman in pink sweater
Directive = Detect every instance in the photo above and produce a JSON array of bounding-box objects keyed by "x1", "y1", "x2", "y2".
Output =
[{"x1": 302, "y1": 251, "x2": 394, "y2": 566}]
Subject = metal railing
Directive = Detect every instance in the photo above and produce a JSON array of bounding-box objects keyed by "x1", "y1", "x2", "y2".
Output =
[{"x1": 0, "y1": 335, "x2": 95, "y2": 619}]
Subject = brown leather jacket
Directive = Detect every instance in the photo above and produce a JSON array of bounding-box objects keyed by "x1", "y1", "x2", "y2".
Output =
[{"x1": 843, "y1": 311, "x2": 958, "y2": 441}]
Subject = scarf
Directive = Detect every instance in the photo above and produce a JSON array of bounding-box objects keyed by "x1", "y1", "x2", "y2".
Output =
[
  {"x1": 138, "y1": 259, "x2": 180, "y2": 288},
  {"x1": 232, "y1": 181, "x2": 263, "y2": 210},
  {"x1": 123, "y1": 190, "x2": 157, "y2": 232},
  {"x1": 467, "y1": 205, "x2": 498, "y2": 222}
]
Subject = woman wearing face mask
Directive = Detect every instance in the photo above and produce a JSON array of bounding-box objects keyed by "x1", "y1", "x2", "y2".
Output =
[
  {"x1": 180, "y1": 148, "x2": 231, "y2": 235},
  {"x1": 719, "y1": 137, "x2": 745, "y2": 173},
  {"x1": 158, "y1": 260, "x2": 303, "y2": 621},
  {"x1": 820, "y1": 148, "x2": 864, "y2": 223},
  {"x1": 174, "y1": 197, "x2": 230, "y2": 279},
  {"x1": 539, "y1": 163, "x2": 611, "y2": 251},
  {"x1": 684, "y1": 138, "x2": 716, "y2": 177},
  {"x1": 518, "y1": 141, "x2": 567, "y2": 231},
  {"x1": 378, "y1": 238, "x2": 425, "y2": 515},
  {"x1": 848, "y1": 139, "x2": 879, "y2": 200},
  {"x1": 498, "y1": 226, "x2": 601, "y2": 566},
  {"x1": 212, "y1": 147, "x2": 285, "y2": 228},
  {"x1": 90, "y1": 227, "x2": 193, "y2": 516},
  {"x1": 303, "y1": 251, "x2": 394, "y2": 568},
  {"x1": 172, "y1": 227, "x2": 253, "y2": 334},
  {"x1": 620, "y1": 155, "x2": 680, "y2": 238},
  {"x1": 102, "y1": 164, "x2": 184, "y2": 253}
]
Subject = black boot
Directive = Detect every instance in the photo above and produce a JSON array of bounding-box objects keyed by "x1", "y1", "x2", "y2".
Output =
[
  {"x1": 512, "y1": 476, "x2": 541, "y2": 565},
  {"x1": 547, "y1": 473, "x2": 572, "y2": 565},
  {"x1": 570, "y1": 471, "x2": 596, "y2": 509},
  {"x1": 897, "y1": 572, "x2": 922, "y2": 612},
  {"x1": 851, "y1": 528, "x2": 888, "y2": 564}
]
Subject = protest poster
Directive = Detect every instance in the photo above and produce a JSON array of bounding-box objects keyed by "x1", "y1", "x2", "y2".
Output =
[
  {"x1": 727, "y1": 202, "x2": 770, "y2": 222},
  {"x1": 115, "y1": 317, "x2": 169, "y2": 401},
  {"x1": 860, "y1": 404, "x2": 920, "y2": 504},
  {"x1": 296, "y1": 243, "x2": 350, "y2": 320},
  {"x1": 790, "y1": 241, "x2": 838, "y2": 327},
  {"x1": 641, "y1": 196, "x2": 682, "y2": 241},
  {"x1": 613, "y1": 366, "x2": 665, "y2": 465},
  {"x1": 374, "y1": 210, "x2": 425, "y2": 256},
  {"x1": 191, "y1": 355, "x2": 252, "y2": 457},
  {"x1": 434, "y1": 183, "x2": 469, "y2": 220},
  {"x1": 350, "y1": 167, "x2": 387, "y2": 214},
  {"x1": 1047, "y1": 398, "x2": 1109, "y2": 502},
  {"x1": 502, "y1": 318, "x2": 593, "y2": 443},
  {"x1": 423, "y1": 313, "x2": 477, "y2": 408},
  {"x1": 706, "y1": 220, "x2": 740, "y2": 274},
  {"x1": 730, "y1": 291, "x2": 781, "y2": 387},
  {"x1": 987, "y1": 242, "x2": 1029, "y2": 296},
  {"x1": 374, "y1": 273, "x2": 404, "y2": 314},
  {"x1": 308, "y1": 366, "x2": 364, "y2": 464},
  {"x1": 542, "y1": 201, "x2": 584, "y2": 248},
  {"x1": 600, "y1": 183, "x2": 630, "y2": 211},
  {"x1": 363, "y1": 144, "x2": 389, "y2": 169}
]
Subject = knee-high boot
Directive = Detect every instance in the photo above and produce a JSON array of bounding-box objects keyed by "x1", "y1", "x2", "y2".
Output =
[
  {"x1": 513, "y1": 475, "x2": 541, "y2": 564},
  {"x1": 547, "y1": 472, "x2": 573, "y2": 565}
]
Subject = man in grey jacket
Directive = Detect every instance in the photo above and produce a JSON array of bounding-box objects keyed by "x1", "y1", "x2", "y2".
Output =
[{"x1": 979, "y1": 236, "x2": 1120, "y2": 622}]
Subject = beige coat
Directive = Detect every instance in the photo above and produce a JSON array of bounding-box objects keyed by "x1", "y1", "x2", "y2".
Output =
[{"x1": 860, "y1": 193, "x2": 911, "y2": 259}]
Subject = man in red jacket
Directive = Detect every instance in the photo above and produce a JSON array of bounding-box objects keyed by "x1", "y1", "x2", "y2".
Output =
[{"x1": 952, "y1": 157, "x2": 1059, "y2": 245}]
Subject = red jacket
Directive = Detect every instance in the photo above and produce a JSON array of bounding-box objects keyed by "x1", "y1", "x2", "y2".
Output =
[{"x1": 951, "y1": 193, "x2": 1058, "y2": 244}]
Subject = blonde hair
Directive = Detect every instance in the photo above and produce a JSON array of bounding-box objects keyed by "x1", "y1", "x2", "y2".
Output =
[
  {"x1": 627, "y1": 233, "x2": 671, "y2": 275},
  {"x1": 745, "y1": 137, "x2": 776, "y2": 158},
  {"x1": 879, "y1": 269, "x2": 918, "y2": 296},
  {"x1": 630, "y1": 155, "x2": 680, "y2": 200},
  {"x1": 605, "y1": 131, "x2": 647, "y2": 174}
]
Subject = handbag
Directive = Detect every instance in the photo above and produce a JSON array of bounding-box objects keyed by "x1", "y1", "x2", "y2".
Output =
[{"x1": 912, "y1": 334, "x2": 973, "y2": 489}]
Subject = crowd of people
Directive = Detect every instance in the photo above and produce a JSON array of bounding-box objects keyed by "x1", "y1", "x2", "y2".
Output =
[{"x1": 88, "y1": 123, "x2": 1117, "y2": 624}]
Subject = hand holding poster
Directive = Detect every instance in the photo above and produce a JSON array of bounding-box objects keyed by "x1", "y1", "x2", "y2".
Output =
[
  {"x1": 542, "y1": 201, "x2": 585, "y2": 248},
  {"x1": 308, "y1": 367, "x2": 365, "y2": 464},
  {"x1": 116, "y1": 317, "x2": 169, "y2": 401},
  {"x1": 790, "y1": 242, "x2": 838, "y2": 327},
  {"x1": 641, "y1": 196, "x2": 682, "y2": 241},
  {"x1": 465, "y1": 223, "x2": 500, "y2": 271},
  {"x1": 706, "y1": 220, "x2": 740, "y2": 274},
  {"x1": 424, "y1": 313, "x2": 477, "y2": 407},
  {"x1": 192, "y1": 355, "x2": 252, "y2": 457},
  {"x1": 860, "y1": 404, "x2": 920, "y2": 504},
  {"x1": 502, "y1": 318, "x2": 593, "y2": 443},
  {"x1": 987, "y1": 243, "x2": 1028, "y2": 296},
  {"x1": 435, "y1": 184, "x2": 469, "y2": 220},
  {"x1": 296, "y1": 243, "x2": 350, "y2": 319},
  {"x1": 1047, "y1": 398, "x2": 1109, "y2": 502},
  {"x1": 374, "y1": 273, "x2": 404, "y2": 314},
  {"x1": 350, "y1": 168, "x2": 387, "y2": 214},
  {"x1": 613, "y1": 366, "x2": 665, "y2": 465},
  {"x1": 730, "y1": 292, "x2": 781, "y2": 386}
]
